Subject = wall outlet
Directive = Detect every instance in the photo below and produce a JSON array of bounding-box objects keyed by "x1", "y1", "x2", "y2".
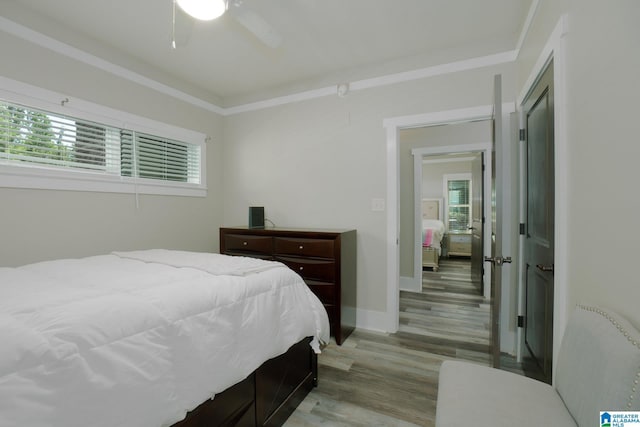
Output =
[{"x1": 371, "y1": 198, "x2": 385, "y2": 212}]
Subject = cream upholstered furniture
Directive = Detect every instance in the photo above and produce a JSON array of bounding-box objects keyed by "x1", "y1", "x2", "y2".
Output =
[{"x1": 436, "y1": 304, "x2": 640, "y2": 427}]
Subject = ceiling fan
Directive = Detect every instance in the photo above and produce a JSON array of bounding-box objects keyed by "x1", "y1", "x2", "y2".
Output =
[{"x1": 172, "y1": 0, "x2": 283, "y2": 49}]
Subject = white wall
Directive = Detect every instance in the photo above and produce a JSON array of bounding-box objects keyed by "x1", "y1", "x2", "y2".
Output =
[
  {"x1": 422, "y1": 161, "x2": 472, "y2": 200},
  {"x1": 517, "y1": 0, "x2": 640, "y2": 333},
  {"x1": 223, "y1": 63, "x2": 515, "y2": 329},
  {"x1": 0, "y1": 14, "x2": 224, "y2": 267}
]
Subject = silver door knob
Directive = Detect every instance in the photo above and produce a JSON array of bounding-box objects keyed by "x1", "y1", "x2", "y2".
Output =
[
  {"x1": 484, "y1": 256, "x2": 512, "y2": 266},
  {"x1": 536, "y1": 264, "x2": 554, "y2": 272}
]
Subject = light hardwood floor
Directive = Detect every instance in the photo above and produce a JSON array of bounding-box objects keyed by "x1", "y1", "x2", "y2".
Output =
[{"x1": 284, "y1": 258, "x2": 495, "y2": 427}]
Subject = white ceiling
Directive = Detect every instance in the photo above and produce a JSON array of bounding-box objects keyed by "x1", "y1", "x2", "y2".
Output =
[{"x1": 5, "y1": 0, "x2": 534, "y2": 107}]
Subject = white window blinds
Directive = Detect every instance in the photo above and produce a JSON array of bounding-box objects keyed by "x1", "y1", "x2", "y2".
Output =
[
  {"x1": 0, "y1": 100, "x2": 202, "y2": 186},
  {"x1": 120, "y1": 131, "x2": 200, "y2": 184},
  {"x1": 0, "y1": 103, "x2": 120, "y2": 173},
  {"x1": 447, "y1": 179, "x2": 471, "y2": 232}
]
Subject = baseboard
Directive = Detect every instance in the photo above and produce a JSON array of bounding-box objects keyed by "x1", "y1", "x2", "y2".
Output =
[
  {"x1": 400, "y1": 275, "x2": 421, "y2": 292},
  {"x1": 355, "y1": 308, "x2": 392, "y2": 333}
]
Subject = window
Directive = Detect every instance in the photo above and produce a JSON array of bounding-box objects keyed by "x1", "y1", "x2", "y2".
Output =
[
  {"x1": 1, "y1": 103, "x2": 121, "y2": 173},
  {"x1": 120, "y1": 130, "x2": 200, "y2": 183},
  {"x1": 444, "y1": 174, "x2": 471, "y2": 232},
  {"x1": 0, "y1": 78, "x2": 206, "y2": 197}
]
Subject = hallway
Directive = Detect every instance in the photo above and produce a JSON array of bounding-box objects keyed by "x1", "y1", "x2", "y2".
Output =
[{"x1": 399, "y1": 257, "x2": 491, "y2": 364}]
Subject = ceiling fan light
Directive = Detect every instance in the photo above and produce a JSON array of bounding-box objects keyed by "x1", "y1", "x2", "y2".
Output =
[{"x1": 176, "y1": 0, "x2": 227, "y2": 21}]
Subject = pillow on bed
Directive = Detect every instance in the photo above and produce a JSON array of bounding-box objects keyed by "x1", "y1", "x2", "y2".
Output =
[{"x1": 423, "y1": 219, "x2": 445, "y2": 234}]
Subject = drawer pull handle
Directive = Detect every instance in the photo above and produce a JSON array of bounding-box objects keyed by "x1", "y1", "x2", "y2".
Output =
[
  {"x1": 299, "y1": 267, "x2": 304, "y2": 271},
  {"x1": 243, "y1": 241, "x2": 248, "y2": 246},
  {"x1": 299, "y1": 245, "x2": 304, "y2": 249}
]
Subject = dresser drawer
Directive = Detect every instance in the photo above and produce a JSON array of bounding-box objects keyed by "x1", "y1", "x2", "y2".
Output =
[
  {"x1": 220, "y1": 227, "x2": 356, "y2": 345},
  {"x1": 276, "y1": 256, "x2": 335, "y2": 282},
  {"x1": 223, "y1": 234, "x2": 273, "y2": 256},
  {"x1": 448, "y1": 234, "x2": 471, "y2": 244},
  {"x1": 274, "y1": 237, "x2": 334, "y2": 259},
  {"x1": 305, "y1": 280, "x2": 337, "y2": 304},
  {"x1": 447, "y1": 233, "x2": 471, "y2": 256},
  {"x1": 323, "y1": 304, "x2": 337, "y2": 323},
  {"x1": 448, "y1": 241, "x2": 470, "y2": 252}
]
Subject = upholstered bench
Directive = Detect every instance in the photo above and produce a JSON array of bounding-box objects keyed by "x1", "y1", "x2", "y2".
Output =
[{"x1": 435, "y1": 304, "x2": 640, "y2": 427}]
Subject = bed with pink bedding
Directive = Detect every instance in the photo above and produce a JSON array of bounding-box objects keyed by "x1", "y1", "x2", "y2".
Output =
[{"x1": 422, "y1": 219, "x2": 446, "y2": 271}]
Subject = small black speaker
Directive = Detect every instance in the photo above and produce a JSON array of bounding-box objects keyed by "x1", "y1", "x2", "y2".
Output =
[{"x1": 248, "y1": 206, "x2": 265, "y2": 229}]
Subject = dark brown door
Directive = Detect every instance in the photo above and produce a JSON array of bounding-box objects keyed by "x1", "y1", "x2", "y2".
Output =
[
  {"x1": 488, "y1": 74, "x2": 503, "y2": 368},
  {"x1": 523, "y1": 60, "x2": 555, "y2": 384},
  {"x1": 470, "y1": 153, "x2": 484, "y2": 293}
]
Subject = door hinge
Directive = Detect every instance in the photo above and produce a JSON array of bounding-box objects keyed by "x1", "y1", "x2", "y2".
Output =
[
  {"x1": 519, "y1": 128, "x2": 526, "y2": 141},
  {"x1": 519, "y1": 223, "x2": 525, "y2": 235},
  {"x1": 517, "y1": 315, "x2": 525, "y2": 328}
]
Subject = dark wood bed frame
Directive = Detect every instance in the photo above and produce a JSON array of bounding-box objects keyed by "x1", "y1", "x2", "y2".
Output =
[{"x1": 171, "y1": 337, "x2": 317, "y2": 427}]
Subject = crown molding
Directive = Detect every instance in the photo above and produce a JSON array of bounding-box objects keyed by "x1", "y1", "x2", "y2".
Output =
[
  {"x1": 1, "y1": 0, "x2": 539, "y2": 117},
  {"x1": 228, "y1": 50, "x2": 518, "y2": 115}
]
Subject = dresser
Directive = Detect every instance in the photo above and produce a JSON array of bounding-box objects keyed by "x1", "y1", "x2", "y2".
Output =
[
  {"x1": 447, "y1": 232, "x2": 472, "y2": 257},
  {"x1": 219, "y1": 227, "x2": 357, "y2": 345}
]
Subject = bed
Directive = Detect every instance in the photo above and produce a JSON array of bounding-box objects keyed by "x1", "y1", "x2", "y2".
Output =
[
  {"x1": 421, "y1": 199, "x2": 446, "y2": 271},
  {"x1": 0, "y1": 249, "x2": 330, "y2": 427}
]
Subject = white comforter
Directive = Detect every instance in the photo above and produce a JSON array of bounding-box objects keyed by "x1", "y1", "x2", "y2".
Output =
[
  {"x1": 423, "y1": 219, "x2": 446, "y2": 251},
  {"x1": 0, "y1": 250, "x2": 330, "y2": 427}
]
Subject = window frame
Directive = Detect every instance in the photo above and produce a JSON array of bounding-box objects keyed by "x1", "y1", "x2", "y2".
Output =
[
  {"x1": 0, "y1": 77, "x2": 207, "y2": 197},
  {"x1": 443, "y1": 173, "x2": 472, "y2": 232}
]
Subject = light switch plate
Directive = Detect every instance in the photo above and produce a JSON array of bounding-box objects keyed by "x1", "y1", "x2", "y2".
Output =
[{"x1": 371, "y1": 198, "x2": 385, "y2": 212}]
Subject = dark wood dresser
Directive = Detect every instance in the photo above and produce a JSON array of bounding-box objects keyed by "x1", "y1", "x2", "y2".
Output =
[{"x1": 219, "y1": 227, "x2": 357, "y2": 345}]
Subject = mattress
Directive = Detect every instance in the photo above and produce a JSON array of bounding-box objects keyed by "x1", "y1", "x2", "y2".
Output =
[{"x1": 0, "y1": 250, "x2": 330, "y2": 427}]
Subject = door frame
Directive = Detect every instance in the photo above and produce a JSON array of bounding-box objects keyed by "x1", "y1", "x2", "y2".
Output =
[
  {"x1": 516, "y1": 15, "x2": 569, "y2": 372},
  {"x1": 410, "y1": 145, "x2": 492, "y2": 300},
  {"x1": 384, "y1": 103, "x2": 514, "y2": 333}
]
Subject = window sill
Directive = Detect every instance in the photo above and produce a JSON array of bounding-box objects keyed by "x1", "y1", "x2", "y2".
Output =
[{"x1": 0, "y1": 163, "x2": 207, "y2": 197}]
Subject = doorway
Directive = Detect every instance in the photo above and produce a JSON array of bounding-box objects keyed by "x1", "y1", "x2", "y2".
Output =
[
  {"x1": 384, "y1": 102, "x2": 516, "y2": 353},
  {"x1": 410, "y1": 142, "x2": 492, "y2": 301}
]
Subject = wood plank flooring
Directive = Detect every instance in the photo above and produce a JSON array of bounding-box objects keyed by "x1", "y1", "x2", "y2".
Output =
[{"x1": 284, "y1": 258, "x2": 498, "y2": 427}]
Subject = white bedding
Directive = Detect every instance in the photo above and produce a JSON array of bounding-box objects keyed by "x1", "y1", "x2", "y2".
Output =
[
  {"x1": 0, "y1": 250, "x2": 330, "y2": 427},
  {"x1": 422, "y1": 219, "x2": 446, "y2": 251}
]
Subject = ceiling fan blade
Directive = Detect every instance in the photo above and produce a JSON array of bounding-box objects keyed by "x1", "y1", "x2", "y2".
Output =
[{"x1": 228, "y1": 3, "x2": 283, "y2": 48}]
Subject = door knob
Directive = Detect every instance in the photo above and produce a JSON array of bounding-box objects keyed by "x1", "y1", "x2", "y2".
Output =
[
  {"x1": 536, "y1": 264, "x2": 554, "y2": 272},
  {"x1": 484, "y1": 256, "x2": 512, "y2": 266}
]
